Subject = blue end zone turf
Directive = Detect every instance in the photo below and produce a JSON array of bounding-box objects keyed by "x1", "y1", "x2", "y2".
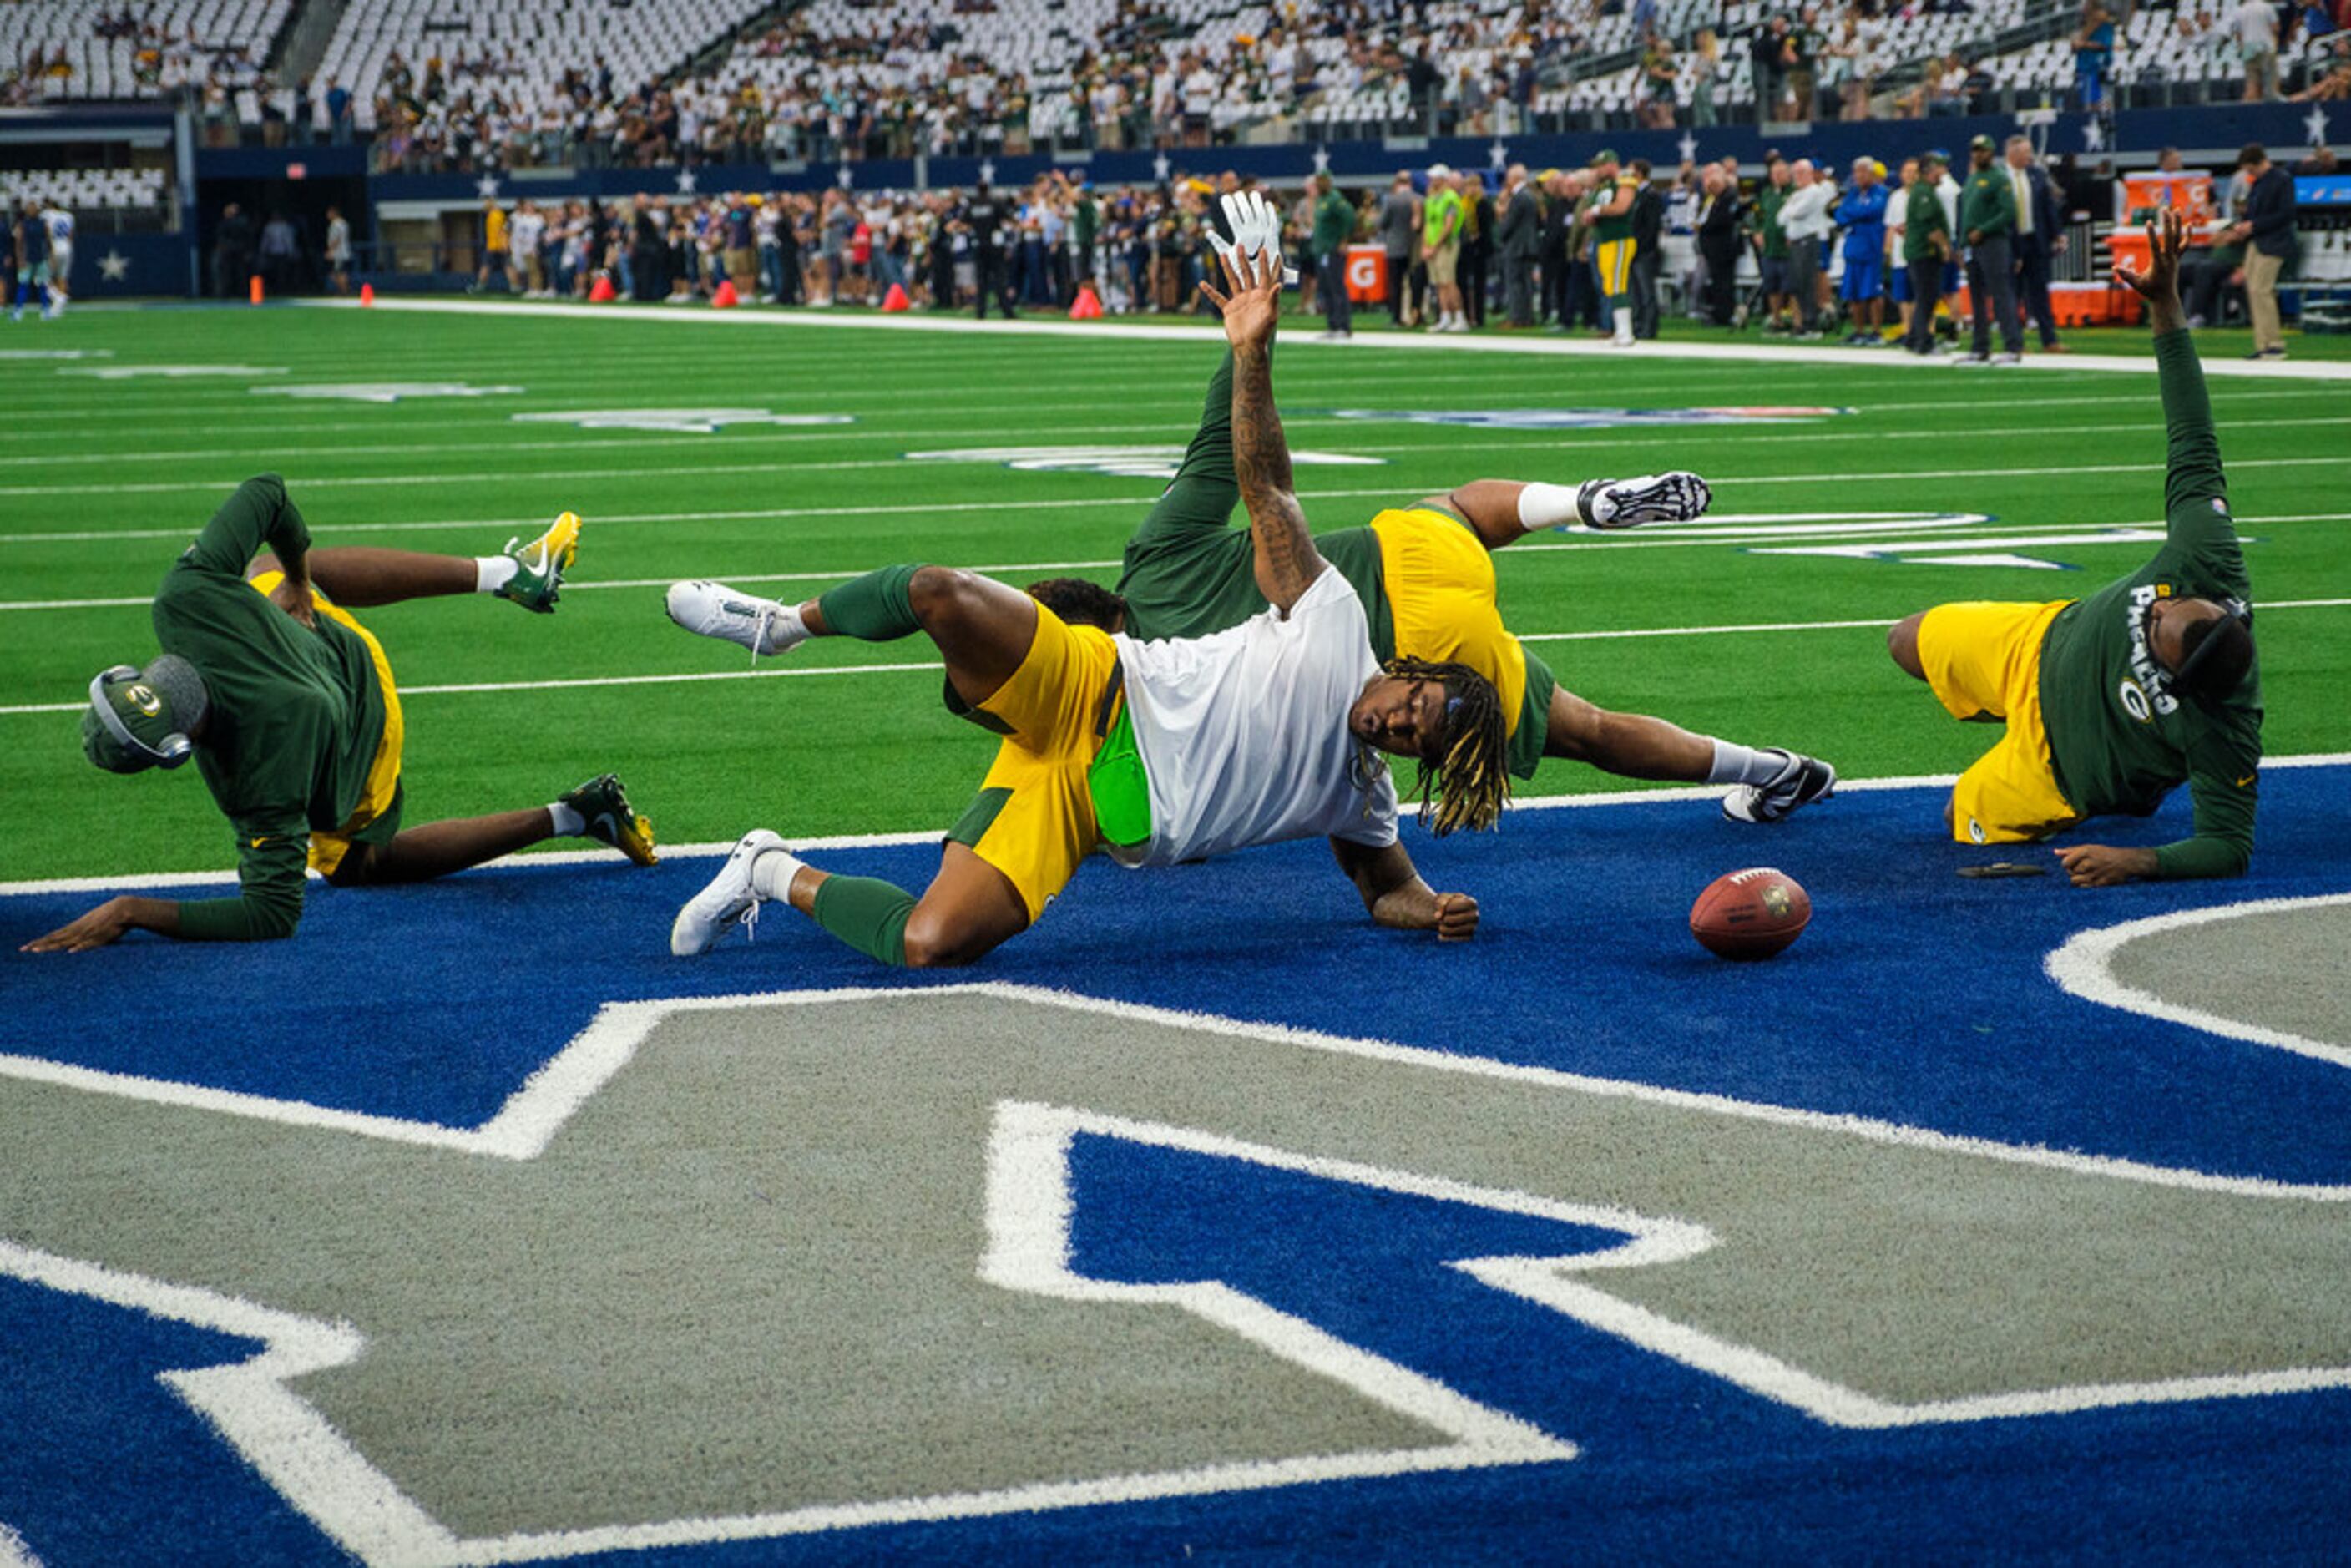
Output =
[
  {"x1": 6, "y1": 771, "x2": 2351, "y2": 1565},
  {"x1": 5, "y1": 768, "x2": 2349, "y2": 1182}
]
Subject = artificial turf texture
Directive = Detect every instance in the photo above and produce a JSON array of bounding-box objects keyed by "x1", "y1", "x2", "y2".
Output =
[{"x1": 3, "y1": 301, "x2": 2345, "y2": 883}]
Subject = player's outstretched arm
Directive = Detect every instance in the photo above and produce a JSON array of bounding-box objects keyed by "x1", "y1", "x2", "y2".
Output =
[
  {"x1": 2116, "y1": 208, "x2": 2236, "y2": 555},
  {"x1": 1201, "y1": 243, "x2": 1326, "y2": 613},
  {"x1": 1330, "y1": 837, "x2": 1479, "y2": 940}
]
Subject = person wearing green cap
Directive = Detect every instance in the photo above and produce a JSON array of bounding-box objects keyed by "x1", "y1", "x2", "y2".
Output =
[
  {"x1": 1584, "y1": 149, "x2": 1639, "y2": 346},
  {"x1": 1957, "y1": 132, "x2": 2023, "y2": 363},
  {"x1": 1900, "y1": 150, "x2": 1956, "y2": 355},
  {"x1": 27, "y1": 475, "x2": 657, "y2": 953}
]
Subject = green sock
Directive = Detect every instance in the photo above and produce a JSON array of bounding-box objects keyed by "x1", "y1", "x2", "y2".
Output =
[
  {"x1": 817, "y1": 564, "x2": 925, "y2": 641},
  {"x1": 810, "y1": 875, "x2": 917, "y2": 967}
]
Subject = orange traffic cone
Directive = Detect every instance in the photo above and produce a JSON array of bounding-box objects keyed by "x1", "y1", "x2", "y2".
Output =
[
  {"x1": 359, "y1": 282, "x2": 375, "y2": 307},
  {"x1": 712, "y1": 279, "x2": 740, "y2": 309},
  {"x1": 1069, "y1": 284, "x2": 1104, "y2": 321},
  {"x1": 880, "y1": 282, "x2": 912, "y2": 313},
  {"x1": 249, "y1": 274, "x2": 264, "y2": 305},
  {"x1": 588, "y1": 272, "x2": 617, "y2": 303}
]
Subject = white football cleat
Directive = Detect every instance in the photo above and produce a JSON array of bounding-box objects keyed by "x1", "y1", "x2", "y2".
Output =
[
  {"x1": 1571, "y1": 472, "x2": 1713, "y2": 530},
  {"x1": 665, "y1": 579, "x2": 803, "y2": 659},
  {"x1": 670, "y1": 829, "x2": 787, "y2": 956},
  {"x1": 1722, "y1": 751, "x2": 1838, "y2": 824}
]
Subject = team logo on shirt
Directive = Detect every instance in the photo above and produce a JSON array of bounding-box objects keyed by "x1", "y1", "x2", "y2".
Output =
[
  {"x1": 2117, "y1": 678, "x2": 2153, "y2": 724},
  {"x1": 2121, "y1": 584, "x2": 2182, "y2": 720},
  {"x1": 905, "y1": 446, "x2": 1387, "y2": 479},
  {"x1": 1325, "y1": 407, "x2": 1850, "y2": 429}
]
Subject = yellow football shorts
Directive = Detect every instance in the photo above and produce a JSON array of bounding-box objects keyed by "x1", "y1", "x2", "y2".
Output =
[
  {"x1": 1917, "y1": 599, "x2": 2081, "y2": 845},
  {"x1": 945, "y1": 603, "x2": 1120, "y2": 922},
  {"x1": 248, "y1": 570, "x2": 406, "y2": 875},
  {"x1": 1367, "y1": 507, "x2": 1530, "y2": 744},
  {"x1": 1594, "y1": 237, "x2": 1635, "y2": 296}
]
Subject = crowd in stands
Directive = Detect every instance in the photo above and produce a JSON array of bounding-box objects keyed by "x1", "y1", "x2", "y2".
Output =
[{"x1": 10, "y1": 0, "x2": 2351, "y2": 160}]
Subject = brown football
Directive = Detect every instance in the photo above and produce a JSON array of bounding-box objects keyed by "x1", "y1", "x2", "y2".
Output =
[{"x1": 1690, "y1": 867, "x2": 1812, "y2": 961}]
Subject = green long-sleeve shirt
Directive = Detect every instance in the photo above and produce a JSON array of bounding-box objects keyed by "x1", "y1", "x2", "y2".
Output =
[
  {"x1": 1901, "y1": 180, "x2": 1949, "y2": 265},
  {"x1": 153, "y1": 475, "x2": 391, "y2": 938},
  {"x1": 1310, "y1": 190, "x2": 1357, "y2": 258},
  {"x1": 1958, "y1": 165, "x2": 2015, "y2": 240},
  {"x1": 2036, "y1": 331, "x2": 2262, "y2": 879}
]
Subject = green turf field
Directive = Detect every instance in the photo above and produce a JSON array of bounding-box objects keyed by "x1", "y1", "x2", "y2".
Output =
[{"x1": 4, "y1": 301, "x2": 2347, "y2": 883}]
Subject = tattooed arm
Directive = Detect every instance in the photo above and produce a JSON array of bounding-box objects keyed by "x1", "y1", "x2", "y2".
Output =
[{"x1": 1202, "y1": 245, "x2": 1327, "y2": 614}]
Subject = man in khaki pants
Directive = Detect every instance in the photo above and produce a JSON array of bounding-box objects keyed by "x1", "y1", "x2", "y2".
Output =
[{"x1": 2223, "y1": 143, "x2": 2297, "y2": 359}]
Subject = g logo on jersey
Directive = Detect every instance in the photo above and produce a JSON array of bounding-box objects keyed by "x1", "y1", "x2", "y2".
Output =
[{"x1": 2117, "y1": 678, "x2": 2153, "y2": 724}]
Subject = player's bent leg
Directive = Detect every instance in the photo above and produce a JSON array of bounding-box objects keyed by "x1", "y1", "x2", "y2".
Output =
[
  {"x1": 1540, "y1": 685, "x2": 1836, "y2": 821},
  {"x1": 673, "y1": 836, "x2": 1028, "y2": 967},
  {"x1": 330, "y1": 775, "x2": 655, "y2": 885},
  {"x1": 251, "y1": 511, "x2": 579, "y2": 612}
]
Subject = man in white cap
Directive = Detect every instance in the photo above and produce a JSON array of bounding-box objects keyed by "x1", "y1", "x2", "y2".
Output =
[{"x1": 1421, "y1": 164, "x2": 1469, "y2": 331}]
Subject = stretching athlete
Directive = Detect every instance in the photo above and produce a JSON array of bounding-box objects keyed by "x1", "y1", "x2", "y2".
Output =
[
  {"x1": 1885, "y1": 208, "x2": 2262, "y2": 885},
  {"x1": 665, "y1": 244, "x2": 1495, "y2": 967},
  {"x1": 26, "y1": 476, "x2": 656, "y2": 952},
  {"x1": 1039, "y1": 193, "x2": 1836, "y2": 826}
]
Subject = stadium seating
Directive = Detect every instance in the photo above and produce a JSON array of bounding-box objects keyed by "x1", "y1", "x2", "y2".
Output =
[
  {"x1": 0, "y1": 166, "x2": 169, "y2": 209},
  {"x1": 313, "y1": 0, "x2": 776, "y2": 129},
  {"x1": 0, "y1": 0, "x2": 291, "y2": 101}
]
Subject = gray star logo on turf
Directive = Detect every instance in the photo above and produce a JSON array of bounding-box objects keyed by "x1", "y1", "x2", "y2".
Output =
[{"x1": 98, "y1": 250, "x2": 130, "y2": 282}]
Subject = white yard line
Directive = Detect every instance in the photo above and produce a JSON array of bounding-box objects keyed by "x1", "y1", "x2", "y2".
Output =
[
  {"x1": 6, "y1": 450, "x2": 2349, "y2": 503},
  {"x1": 298, "y1": 297, "x2": 2351, "y2": 381},
  {"x1": 4, "y1": 600, "x2": 2346, "y2": 713}
]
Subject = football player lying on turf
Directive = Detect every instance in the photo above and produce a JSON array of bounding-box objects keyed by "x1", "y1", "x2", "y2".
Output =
[
  {"x1": 1040, "y1": 190, "x2": 1835, "y2": 826},
  {"x1": 25, "y1": 476, "x2": 657, "y2": 953},
  {"x1": 665, "y1": 245, "x2": 1494, "y2": 967},
  {"x1": 1884, "y1": 208, "x2": 2262, "y2": 888}
]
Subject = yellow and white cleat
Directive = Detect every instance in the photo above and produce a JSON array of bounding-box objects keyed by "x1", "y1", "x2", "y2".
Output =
[{"x1": 498, "y1": 510, "x2": 580, "y2": 613}]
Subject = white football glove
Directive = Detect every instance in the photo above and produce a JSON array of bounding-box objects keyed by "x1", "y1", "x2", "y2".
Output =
[{"x1": 1206, "y1": 189, "x2": 1300, "y2": 286}]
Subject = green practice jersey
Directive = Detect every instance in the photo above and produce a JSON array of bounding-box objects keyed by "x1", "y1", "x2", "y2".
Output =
[
  {"x1": 1589, "y1": 175, "x2": 1638, "y2": 243},
  {"x1": 1311, "y1": 190, "x2": 1357, "y2": 257},
  {"x1": 152, "y1": 475, "x2": 391, "y2": 938},
  {"x1": 2035, "y1": 332, "x2": 2262, "y2": 878}
]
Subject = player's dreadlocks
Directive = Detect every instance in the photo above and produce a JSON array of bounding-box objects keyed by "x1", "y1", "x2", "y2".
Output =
[{"x1": 1381, "y1": 655, "x2": 1510, "y2": 836}]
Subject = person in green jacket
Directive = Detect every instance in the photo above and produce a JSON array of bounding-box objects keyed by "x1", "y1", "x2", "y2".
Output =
[
  {"x1": 1885, "y1": 210, "x2": 2262, "y2": 885},
  {"x1": 27, "y1": 476, "x2": 657, "y2": 952},
  {"x1": 1307, "y1": 171, "x2": 1358, "y2": 339},
  {"x1": 1899, "y1": 149, "x2": 1954, "y2": 355},
  {"x1": 1746, "y1": 155, "x2": 1792, "y2": 332},
  {"x1": 1955, "y1": 131, "x2": 2023, "y2": 362}
]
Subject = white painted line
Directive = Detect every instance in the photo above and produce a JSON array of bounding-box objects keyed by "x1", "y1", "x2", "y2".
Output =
[
  {"x1": 306, "y1": 297, "x2": 2351, "y2": 382},
  {"x1": 6, "y1": 976, "x2": 2351, "y2": 1564},
  {"x1": 2045, "y1": 892, "x2": 2351, "y2": 1071}
]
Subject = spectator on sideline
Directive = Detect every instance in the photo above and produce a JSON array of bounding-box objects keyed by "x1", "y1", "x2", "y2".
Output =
[
  {"x1": 2223, "y1": 142, "x2": 2296, "y2": 357},
  {"x1": 1834, "y1": 157, "x2": 1888, "y2": 343},
  {"x1": 1307, "y1": 171, "x2": 1355, "y2": 340},
  {"x1": 1696, "y1": 162, "x2": 1742, "y2": 326},
  {"x1": 1422, "y1": 163, "x2": 1466, "y2": 333},
  {"x1": 1901, "y1": 150, "x2": 1954, "y2": 355},
  {"x1": 1378, "y1": 170, "x2": 1418, "y2": 326},
  {"x1": 2005, "y1": 135, "x2": 2067, "y2": 352},
  {"x1": 1540, "y1": 168, "x2": 1577, "y2": 326},
  {"x1": 1749, "y1": 154, "x2": 1793, "y2": 331},
  {"x1": 1628, "y1": 158, "x2": 1665, "y2": 339},
  {"x1": 1884, "y1": 156, "x2": 1915, "y2": 341},
  {"x1": 1459, "y1": 170, "x2": 1494, "y2": 328},
  {"x1": 324, "y1": 205, "x2": 351, "y2": 295},
  {"x1": 1779, "y1": 158, "x2": 1837, "y2": 337},
  {"x1": 1496, "y1": 163, "x2": 1540, "y2": 327},
  {"x1": 1958, "y1": 133, "x2": 2025, "y2": 364}
]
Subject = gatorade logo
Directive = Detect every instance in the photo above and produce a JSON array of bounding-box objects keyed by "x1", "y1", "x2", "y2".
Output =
[
  {"x1": 124, "y1": 684, "x2": 161, "y2": 717},
  {"x1": 2117, "y1": 679, "x2": 2153, "y2": 724}
]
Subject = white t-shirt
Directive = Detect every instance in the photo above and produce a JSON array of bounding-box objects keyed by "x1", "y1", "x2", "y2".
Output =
[
  {"x1": 509, "y1": 209, "x2": 544, "y2": 261},
  {"x1": 1112, "y1": 566, "x2": 1399, "y2": 868},
  {"x1": 2232, "y1": 0, "x2": 2278, "y2": 50}
]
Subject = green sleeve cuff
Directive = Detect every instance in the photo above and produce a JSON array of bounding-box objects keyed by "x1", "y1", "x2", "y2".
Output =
[
  {"x1": 2151, "y1": 836, "x2": 2249, "y2": 881},
  {"x1": 174, "y1": 891, "x2": 303, "y2": 941}
]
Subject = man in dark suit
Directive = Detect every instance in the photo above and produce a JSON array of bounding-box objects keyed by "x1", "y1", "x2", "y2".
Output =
[
  {"x1": 1627, "y1": 159, "x2": 1666, "y2": 339},
  {"x1": 1495, "y1": 163, "x2": 1541, "y2": 326},
  {"x1": 2003, "y1": 134, "x2": 2067, "y2": 352},
  {"x1": 1538, "y1": 169, "x2": 1575, "y2": 325},
  {"x1": 2223, "y1": 142, "x2": 2296, "y2": 360},
  {"x1": 1696, "y1": 164, "x2": 1743, "y2": 326}
]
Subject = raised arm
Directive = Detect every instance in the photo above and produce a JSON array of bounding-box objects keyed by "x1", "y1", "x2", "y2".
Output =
[
  {"x1": 1199, "y1": 233, "x2": 1327, "y2": 613},
  {"x1": 2114, "y1": 207, "x2": 2243, "y2": 585},
  {"x1": 178, "y1": 473, "x2": 312, "y2": 583}
]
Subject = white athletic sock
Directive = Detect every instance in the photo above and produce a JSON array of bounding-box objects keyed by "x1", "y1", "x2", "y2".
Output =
[
  {"x1": 475, "y1": 555, "x2": 519, "y2": 594},
  {"x1": 1706, "y1": 741, "x2": 1792, "y2": 787},
  {"x1": 760, "y1": 601, "x2": 811, "y2": 653},
  {"x1": 1514, "y1": 481, "x2": 1585, "y2": 532},
  {"x1": 750, "y1": 845, "x2": 808, "y2": 902},
  {"x1": 548, "y1": 800, "x2": 586, "y2": 837}
]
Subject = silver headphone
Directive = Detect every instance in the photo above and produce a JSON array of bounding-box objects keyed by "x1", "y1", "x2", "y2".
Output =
[{"x1": 88, "y1": 665, "x2": 195, "y2": 769}]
